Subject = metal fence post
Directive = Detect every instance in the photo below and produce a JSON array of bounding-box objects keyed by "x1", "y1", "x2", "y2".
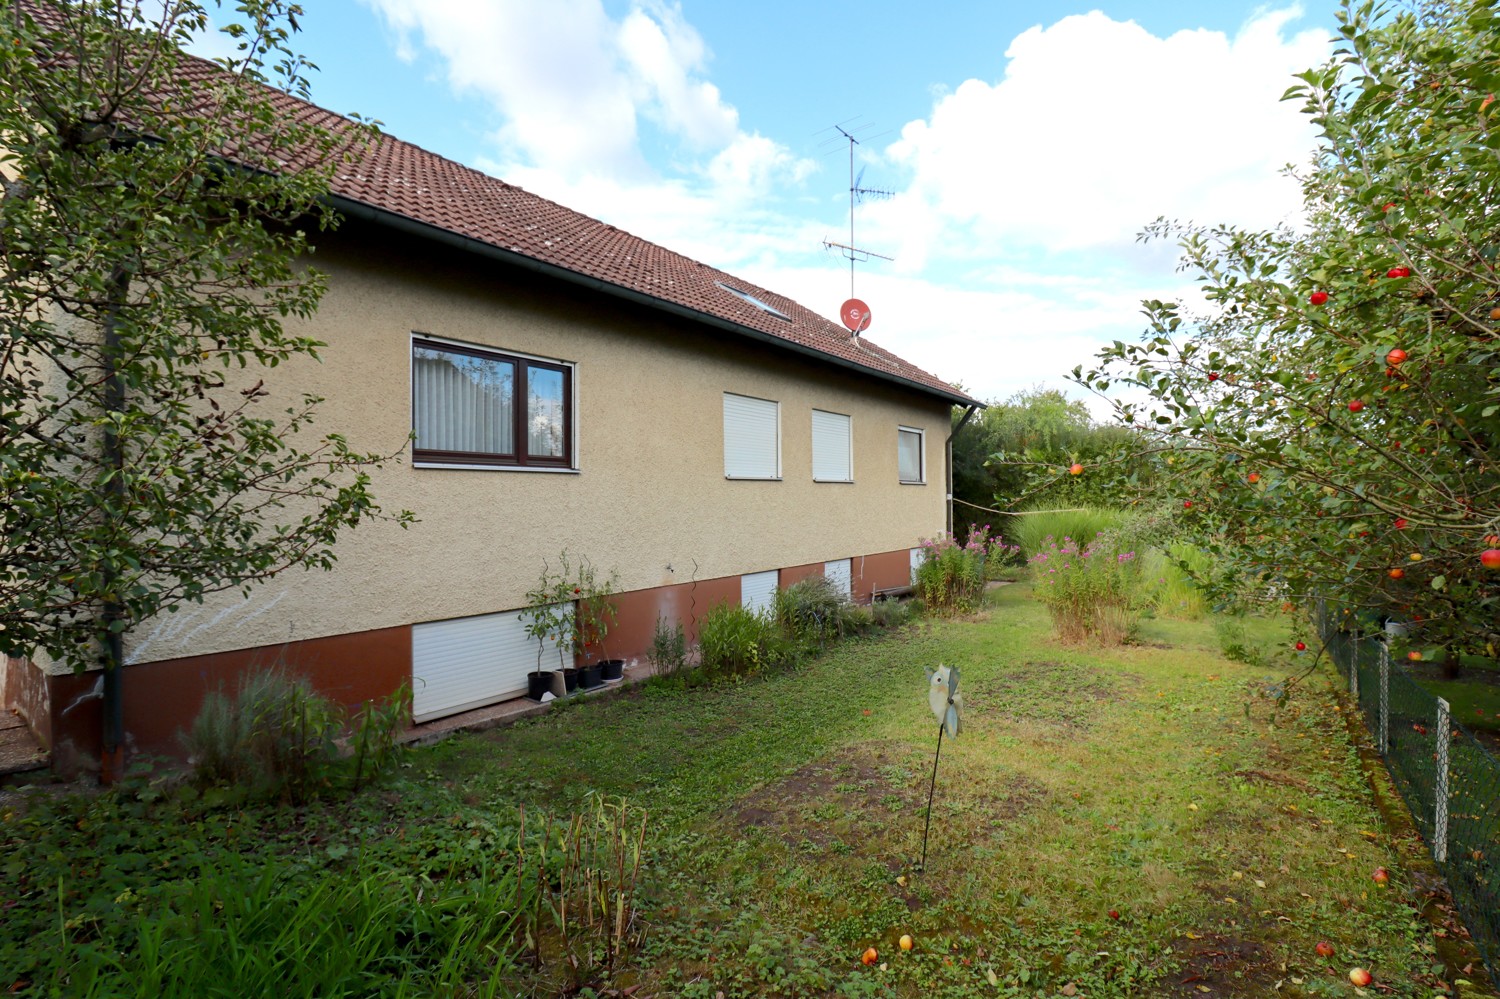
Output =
[
  {"x1": 1378, "y1": 641, "x2": 1389, "y2": 755},
  {"x1": 1435, "y1": 697, "x2": 1450, "y2": 865},
  {"x1": 1349, "y1": 634, "x2": 1359, "y2": 700}
]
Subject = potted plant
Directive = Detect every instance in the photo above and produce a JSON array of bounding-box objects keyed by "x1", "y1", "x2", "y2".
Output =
[
  {"x1": 573, "y1": 556, "x2": 622, "y2": 687},
  {"x1": 520, "y1": 556, "x2": 575, "y2": 702}
]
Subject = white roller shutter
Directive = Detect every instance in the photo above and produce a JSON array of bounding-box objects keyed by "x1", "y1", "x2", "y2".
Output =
[
  {"x1": 741, "y1": 570, "x2": 779, "y2": 616},
  {"x1": 824, "y1": 558, "x2": 852, "y2": 598},
  {"x1": 811, "y1": 410, "x2": 852, "y2": 482},
  {"x1": 412, "y1": 606, "x2": 571, "y2": 722},
  {"x1": 724, "y1": 393, "x2": 780, "y2": 479}
]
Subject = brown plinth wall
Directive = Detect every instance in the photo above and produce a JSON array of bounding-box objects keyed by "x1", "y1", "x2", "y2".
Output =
[
  {"x1": 38, "y1": 626, "x2": 412, "y2": 773},
  {"x1": 12, "y1": 546, "x2": 917, "y2": 773}
]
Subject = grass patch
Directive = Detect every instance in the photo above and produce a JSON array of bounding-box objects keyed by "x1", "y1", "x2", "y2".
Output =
[{"x1": 1, "y1": 587, "x2": 1485, "y2": 997}]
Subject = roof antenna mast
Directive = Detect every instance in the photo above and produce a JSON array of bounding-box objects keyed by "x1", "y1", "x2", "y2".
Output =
[{"x1": 818, "y1": 119, "x2": 893, "y2": 337}]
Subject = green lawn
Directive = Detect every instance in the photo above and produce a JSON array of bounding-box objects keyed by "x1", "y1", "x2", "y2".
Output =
[{"x1": 2, "y1": 584, "x2": 1492, "y2": 997}]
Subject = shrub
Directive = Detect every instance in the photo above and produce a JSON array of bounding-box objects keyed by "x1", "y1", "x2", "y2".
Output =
[
  {"x1": 870, "y1": 596, "x2": 914, "y2": 630},
  {"x1": 1028, "y1": 530, "x2": 1149, "y2": 644},
  {"x1": 915, "y1": 524, "x2": 1018, "y2": 615},
  {"x1": 774, "y1": 575, "x2": 852, "y2": 645},
  {"x1": 647, "y1": 615, "x2": 689, "y2": 677},
  {"x1": 183, "y1": 669, "x2": 407, "y2": 802},
  {"x1": 697, "y1": 603, "x2": 793, "y2": 677}
]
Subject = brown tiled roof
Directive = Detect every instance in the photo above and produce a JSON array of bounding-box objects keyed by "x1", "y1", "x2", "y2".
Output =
[{"x1": 106, "y1": 32, "x2": 975, "y2": 405}]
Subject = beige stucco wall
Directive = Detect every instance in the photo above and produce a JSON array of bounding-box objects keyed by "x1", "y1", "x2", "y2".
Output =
[{"x1": 111, "y1": 220, "x2": 952, "y2": 668}]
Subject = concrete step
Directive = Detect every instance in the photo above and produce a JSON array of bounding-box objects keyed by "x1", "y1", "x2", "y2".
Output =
[{"x1": 0, "y1": 711, "x2": 48, "y2": 776}]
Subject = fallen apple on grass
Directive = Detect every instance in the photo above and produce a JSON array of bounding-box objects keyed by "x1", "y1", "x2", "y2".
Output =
[
  {"x1": 1349, "y1": 967, "x2": 1373, "y2": 986},
  {"x1": 899, "y1": 934, "x2": 914, "y2": 952},
  {"x1": 1315, "y1": 940, "x2": 1334, "y2": 958},
  {"x1": 861, "y1": 947, "x2": 878, "y2": 966}
]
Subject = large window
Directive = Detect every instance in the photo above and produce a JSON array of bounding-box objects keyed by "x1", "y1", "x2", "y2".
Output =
[
  {"x1": 723, "y1": 392, "x2": 780, "y2": 479},
  {"x1": 898, "y1": 426, "x2": 925, "y2": 483},
  {"x1": 412, "y1": 337, "x2": 572, "y2": 468},
  {"x1": 811, "y1": 409, "x2": 852, "y2": 482}
]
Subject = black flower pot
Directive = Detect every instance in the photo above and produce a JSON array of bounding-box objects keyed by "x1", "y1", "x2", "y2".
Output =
[
  {"x1": 527, "y1": 671, "x2": 555, "y2": 702},
  {"x1": 600, "y1": 658, "x2": 625, "y2": 682},
  {"x1": 563, "y1": 666, "x2": 581, "y2": 693},
  {"x1": 579, "y1": 663, "x2": 604, "y2": 690}
]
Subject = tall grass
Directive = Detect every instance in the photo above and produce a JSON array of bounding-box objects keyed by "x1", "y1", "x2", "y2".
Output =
[
  {"x1": 1145, "y1": 543, "x2": 1211, "y2": 620},
  {"x1": 53, "y1": 852, "x2": 525, "y2": 998},
  {"x1": 1006, "y1": 505, "x2": 1127, "y2": 560}
]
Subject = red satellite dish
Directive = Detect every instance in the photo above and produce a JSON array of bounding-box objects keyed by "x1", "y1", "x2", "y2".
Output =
[{"x1": 841, "y1": 298, "x2": 871, "y2": 333}]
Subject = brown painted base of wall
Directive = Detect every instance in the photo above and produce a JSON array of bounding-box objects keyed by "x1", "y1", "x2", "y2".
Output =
[{"x1": 8, "y1": 547, "x2": 917, "y2": 774}]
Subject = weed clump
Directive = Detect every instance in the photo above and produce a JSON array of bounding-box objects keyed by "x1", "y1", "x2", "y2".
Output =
[{"x1": 182, "y1": 669, "x2": 407, "y2": 803}]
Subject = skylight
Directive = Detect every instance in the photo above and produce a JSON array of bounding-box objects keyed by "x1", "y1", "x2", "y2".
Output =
[{"x1": 716, "y1": 282, "x2": 791, "y2": 322}]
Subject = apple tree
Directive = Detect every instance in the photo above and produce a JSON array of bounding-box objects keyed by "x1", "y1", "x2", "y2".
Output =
[
  {"x1": 1067, "y1": 0, "x2": 1499, "y2": 664},
  {"x1": 0, "y1": 0, "x2": 410, "y2": 775}
]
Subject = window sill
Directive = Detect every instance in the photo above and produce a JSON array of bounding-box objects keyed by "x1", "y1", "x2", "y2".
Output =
[
  {"x1": 899, "y1": 480, "x2": 927, "y2": 486},
  {"x1": 414, "y1": 462, "x2": 581, "y2": 473},
  {"x1": 813, "y1": 478, "x2": 855, "y2": 484},
  {"x1": 724, "y1": 475, "x2": 782, "y2": 481}
]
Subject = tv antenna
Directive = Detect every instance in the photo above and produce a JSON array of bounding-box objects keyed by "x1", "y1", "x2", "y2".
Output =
[{"x1": 818, "y1": 120, "x2": 894, "y2": 310}]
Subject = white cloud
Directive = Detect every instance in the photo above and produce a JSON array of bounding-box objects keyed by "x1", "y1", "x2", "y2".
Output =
[
  {"x1": 881, "y1": 8, "x2": 1327, "y2": 266},
  {"x1": 359, "y1": 0, "x2": 810, "y2": 195},
  {"x1": 359, "y1": 3, "x2": 1328, "y2": 422}
]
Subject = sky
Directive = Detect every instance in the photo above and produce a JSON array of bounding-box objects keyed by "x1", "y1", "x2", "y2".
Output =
[{"x1": 209, "y1": 1, "x2": 1335, "y2": 416}]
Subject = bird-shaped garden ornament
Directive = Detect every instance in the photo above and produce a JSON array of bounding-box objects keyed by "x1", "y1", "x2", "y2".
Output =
[
  {"x1": 926, "y1": 664, "x2": 962, "y2": 738},
  {"x1": 918, "y1": 664, "x2": 963, "y2": 873}
]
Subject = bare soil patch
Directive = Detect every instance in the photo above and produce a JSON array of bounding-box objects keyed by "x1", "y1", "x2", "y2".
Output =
[{"x1": 964, "y1": 661, "x2": 1136, "y2": 730}]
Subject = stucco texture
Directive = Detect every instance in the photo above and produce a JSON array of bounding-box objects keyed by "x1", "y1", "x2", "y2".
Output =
[{"x1": 116, "y1": 220, "x2": 951, "y2": 668}]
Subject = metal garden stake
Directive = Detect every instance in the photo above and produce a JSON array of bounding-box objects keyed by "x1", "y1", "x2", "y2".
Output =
[{"x1": 919, "y1": 664, "x2": 963, "y2": 872}]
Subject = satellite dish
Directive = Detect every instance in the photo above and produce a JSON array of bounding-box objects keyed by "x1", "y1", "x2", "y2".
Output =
[{"x1": 841, "y1": 298, "x2": 871, "y2": 333}]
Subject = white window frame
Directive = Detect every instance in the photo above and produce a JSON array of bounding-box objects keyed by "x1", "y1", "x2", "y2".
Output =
[
  {"x1": 898, "y1": 425, "x2": 926, "y2": 484},
  {"x1": 723, "y1": 392, "x2": 781, "y2": 480},
  {"x1": 811, "y1": 409, "x2": 853, "y2": 483}
]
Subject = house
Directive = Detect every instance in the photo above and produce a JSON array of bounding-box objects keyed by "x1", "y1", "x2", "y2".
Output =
[{"x1": 1, "y1": 51, "x2": 978, "y2": 769}]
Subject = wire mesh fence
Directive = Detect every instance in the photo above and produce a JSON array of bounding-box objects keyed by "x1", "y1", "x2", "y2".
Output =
[{"x1": 1316, "y1": 610, "x2": 1499, "y2": 982}]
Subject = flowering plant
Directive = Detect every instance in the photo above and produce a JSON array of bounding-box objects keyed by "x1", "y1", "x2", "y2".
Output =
[
  {"x1": 915, "y1": 524, "x2": 1020, "y2": 615},
  {"x1": 1028, "y1": 530, "x2": 1147, "y2": 643}
]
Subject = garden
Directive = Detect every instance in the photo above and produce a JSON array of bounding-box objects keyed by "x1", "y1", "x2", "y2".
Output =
[{"x1": 2, "y1": 511, "x2": 1493, "y2": 997}]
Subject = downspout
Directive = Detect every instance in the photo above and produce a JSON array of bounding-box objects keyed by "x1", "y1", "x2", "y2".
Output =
[
  {"x1": 99, "y1": 265, "x2": 130, "y2": 785},
  {"x1": 945, "y1": 404, "x2": 980, "y2": 536}
]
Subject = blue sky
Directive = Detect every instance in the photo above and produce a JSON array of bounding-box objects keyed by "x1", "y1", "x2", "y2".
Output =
[{"x1": 223, "y1": 1, "x2": 1335, "y2": 412}]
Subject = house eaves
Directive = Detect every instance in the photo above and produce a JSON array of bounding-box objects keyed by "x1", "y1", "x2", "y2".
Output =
[{"x1": 328, "y1": 193, "x2": 978, "y2": 409}]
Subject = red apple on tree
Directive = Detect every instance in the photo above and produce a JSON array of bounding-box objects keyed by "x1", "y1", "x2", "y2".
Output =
[
  {"x1": 1482, "y1": 549, "x2": 1500, "y2": 570},
  {"x1": 1389, "y1": 568, "x2": 1405, "y2": 580},
  {"x1": 1309, "y1": 290, "x2": 1329, "y2": 305},
  {"x1": 1069, "y1": 463, "x2": 1084, "y2": 476},
  {"x1": 1348, "y1": 399, "x2": 1365, "y2": 412},
  {"x1": 1208, "y1": 371, "x2": 1220, "y2": 382},
  {"x1": 1386, "y1": 347, "x2": 1408, "y2": 366},
  {"x1": 1295, "y1": 641, "x2": 1307, "y2": 651},
  {"x1": 1386, "y1": 266, "x2": 1411, "y2": 278}
]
